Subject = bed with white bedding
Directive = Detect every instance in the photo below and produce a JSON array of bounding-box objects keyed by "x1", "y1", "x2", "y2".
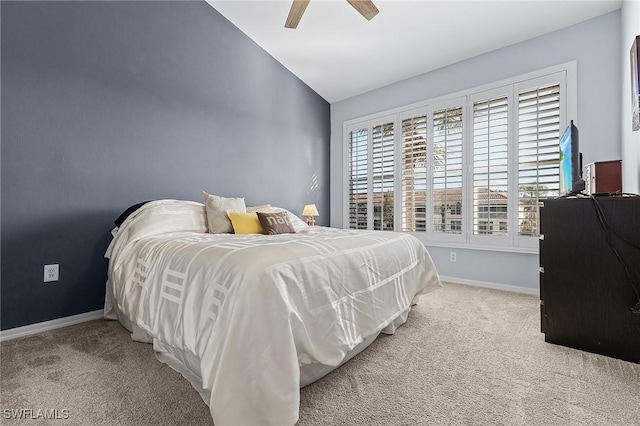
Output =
[{"x1": 104, "y1": 200, "x2": 441, "y2": 425}]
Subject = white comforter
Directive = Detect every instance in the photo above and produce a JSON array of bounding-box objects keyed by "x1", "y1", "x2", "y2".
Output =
[{"x1": 104, "y1": 200, "x2": 441, "y2": 425}]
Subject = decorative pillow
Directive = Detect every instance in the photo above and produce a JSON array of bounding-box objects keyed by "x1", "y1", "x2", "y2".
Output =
[
  {"x1": 271, "y1": 207, "x2": 309, "y2": 232},
  {"x1": 257, "y1": 211, "x2": 296, "y2": 235},
  {"x1": 203, "y1": 191, "x2": 246, "y2": 233},
  {"x1": 227, "y1": 211, "x2": 263, "y2": 234},
  {"x1": 247, "y1": 204, "x2": 275, "y2": 214}
]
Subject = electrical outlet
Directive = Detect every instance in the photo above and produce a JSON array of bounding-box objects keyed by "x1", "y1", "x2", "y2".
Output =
[
  {"x1": 449, "y1": 252, "x2": 457, "y2": 262},
  {"x1": 44, "y1": 264, "x2": 59, "y2": 282}
]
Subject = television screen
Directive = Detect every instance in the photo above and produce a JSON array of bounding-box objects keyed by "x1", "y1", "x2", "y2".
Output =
[{"x1": 559, "y1": 120, "x2": 584, "y2": 195}]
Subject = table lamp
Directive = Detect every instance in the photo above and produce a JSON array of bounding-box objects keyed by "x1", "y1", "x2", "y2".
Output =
[{"x1": 302, "y1": 204, "x2": 319, "y2": 226}]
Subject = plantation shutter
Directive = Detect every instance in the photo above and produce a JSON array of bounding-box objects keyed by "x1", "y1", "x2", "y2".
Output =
[
  {"x1": 472, "y1": 96, "x2": 509, "y2": 236},
  {"x1": 517, "y1": 84, "x2": 561, "y2": 237},
  {"x1": 401, "y1": 115, "x2": 428, "y2": 232},
  {"x1": 371, "y1": 122, "x2": 395, "y2": 230},
  {"x1": 348, "y1": 128, "x2": 368, "y2": 229},
  {"x1": 345, "y1": 68, "x2": 569, "y2": 248},
  {"x1": 432, "y1": 107, "x2": 463, "y2": 234}
]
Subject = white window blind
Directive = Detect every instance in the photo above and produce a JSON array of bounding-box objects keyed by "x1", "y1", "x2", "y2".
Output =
[
  {"x1": 472, "y1": 96, "x2": 509, "y2": 236},
  {"x1": 517, "y1": 84, "x2": 561, "y2": 237},
  {"x1": 372, "y1": 122, "x2": 395, "y2": 230},
  {"x1": 432, "y1": 106, "x2": 463, "y2": 235},
  {"x1": 348, "y1": 128, "x2": 368, "y2": 230},
  {"x1": 401, "y1": 115, "x2": 428, "y2": 232},
  {"x1": 344, "y1": 64, "x2": 573, "y2": 250}
]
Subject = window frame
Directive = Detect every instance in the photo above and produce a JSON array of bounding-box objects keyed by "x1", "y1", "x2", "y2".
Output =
[
  {"x1": 344, "y1": 114, "x2": 397, "y2": 231},
  {"x1": 342, "y1": 62, "x2": 577, "y2": 253},
  {"x1": 346, "y1": 126, "x2": 369, "y2": 230},
  {"x1": 427, "y1": 97, "x2": 467, "y2": 244},
  {"x1": 468, "y1": 85, "x2": 514, "y2": 248},
  {"x1": 397, "y1": 106, "x2": 429, "y2": 233},
  {"x1": 513, "y1": 72, "x2": 568, "y2": 249}
]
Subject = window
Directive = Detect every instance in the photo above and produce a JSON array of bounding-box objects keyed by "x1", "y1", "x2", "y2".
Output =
[
  {"x1": 477, "y1": 205, "x2": 508, "y2": 218},
  {"x1": 401, "y1": 114, "x2": 427, "y2": 232},
  {"x1": 344, "y1": 63, "x2": 573, "y2": 252},
  {"x1": 347, "y1": 128, "x2": 368, "y2": 230},
  {"x1": 478, "y1": 221, "x2": 490, "y2": 234},
  {"x1": 432, "y1": 106, "x2": 463, "y2": 235},
  {"x1": 517, "y1": 84, "x2": 561, "y2": 237},
  {"x1": 372, "y1": 122, "x2": 395, "y2": 231},
  {"x1": 347, "y1": 118, "x2": 395, "y2": 231},
  {"x1": 472, "y1": 94, "x2": 509, "y2": 238}
]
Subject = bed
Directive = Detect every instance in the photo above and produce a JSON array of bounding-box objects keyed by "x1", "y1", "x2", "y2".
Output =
[{"x1": 104, "y1": 199, "x2": 441, "y2": 425}]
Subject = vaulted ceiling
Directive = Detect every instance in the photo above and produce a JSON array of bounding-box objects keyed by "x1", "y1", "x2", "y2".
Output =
[{"x1": 207, "y1": 1, "x2": 622, "y2": 103}]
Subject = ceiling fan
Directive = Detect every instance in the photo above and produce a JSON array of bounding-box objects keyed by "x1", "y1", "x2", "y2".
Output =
[{"x1": 285, "y1": 0, "x2": 379, "y2": 29}]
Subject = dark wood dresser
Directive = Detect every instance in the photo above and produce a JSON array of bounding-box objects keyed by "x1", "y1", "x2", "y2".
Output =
[{"x1": 539, "y1": 196, "x2": 640, "y2": 363}]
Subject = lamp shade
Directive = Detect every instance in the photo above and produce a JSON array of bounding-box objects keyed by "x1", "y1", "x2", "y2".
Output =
[{"x1": 302, "y1": 204, "x2": 319, "y2": 217}]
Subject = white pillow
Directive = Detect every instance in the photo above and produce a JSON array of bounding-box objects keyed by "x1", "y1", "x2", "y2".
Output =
[
  {"x1": 271, "y1": 206, "x2": 308, "y2": 232},
  {"x1": 247, "y1": 204, "x2": 275, "y2": 214},
  {"x1": 203, "y1": 191, "x2": 246, "y2": 233}
]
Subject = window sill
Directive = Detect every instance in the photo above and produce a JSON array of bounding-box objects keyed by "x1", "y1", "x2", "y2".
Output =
[{"x1": 415, "y1": 236, "x2": 539, "y2": 254}]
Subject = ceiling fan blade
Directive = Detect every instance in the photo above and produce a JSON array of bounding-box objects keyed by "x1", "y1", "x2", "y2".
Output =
[
  {"x1": 285, "y1": 0, "x2": 310, "y2": 29},
  {"x1": 346, "y1": 0, "x2": 379, "y2": 21}
]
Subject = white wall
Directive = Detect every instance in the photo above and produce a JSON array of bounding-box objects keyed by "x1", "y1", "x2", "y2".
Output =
[
  {"x1": 330, "y1": 11, "x2": 622, "y2": 291},
  {"x1": 622, "y1": 0, "x2": 640, "y2": 193}
]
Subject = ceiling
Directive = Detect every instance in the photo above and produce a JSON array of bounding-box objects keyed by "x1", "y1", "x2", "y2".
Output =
[{"x1": 206, "y1": 0, "x2": 622, "y2": 103}]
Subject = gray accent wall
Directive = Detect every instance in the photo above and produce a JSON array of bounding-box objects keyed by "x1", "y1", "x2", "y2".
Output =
[
  {"x1": 1, "y1": 1, "x2": 330, "y2": 330},
  {"x1": 330, "y1": 11, "x2": 622, "y2": 292}
]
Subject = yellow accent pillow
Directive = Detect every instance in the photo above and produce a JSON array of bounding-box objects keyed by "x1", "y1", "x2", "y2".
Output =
[{"x1": 227, "y1": 211, "x2": 263, "y2": 234}]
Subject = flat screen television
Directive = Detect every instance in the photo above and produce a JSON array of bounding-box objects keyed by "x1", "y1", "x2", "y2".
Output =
[{"x1": 559, "y1": 120, "x2": 585, "y2": 195}]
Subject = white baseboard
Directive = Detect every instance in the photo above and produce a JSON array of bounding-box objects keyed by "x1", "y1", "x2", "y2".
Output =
[
  {"x1": 0, "y1": 278, "x2": 536, "y2": 341},
  {"x1": 439, "y1": 276, "x2": 540, "y2": 296},
  {"x1": 0, "y1": 309, "x2": 104, "y2": 342}
]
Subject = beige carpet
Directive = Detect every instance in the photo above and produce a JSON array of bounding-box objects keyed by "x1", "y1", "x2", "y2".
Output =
[{"x1": 1, "y1": 283, "x2": 639, "y2": 425}]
